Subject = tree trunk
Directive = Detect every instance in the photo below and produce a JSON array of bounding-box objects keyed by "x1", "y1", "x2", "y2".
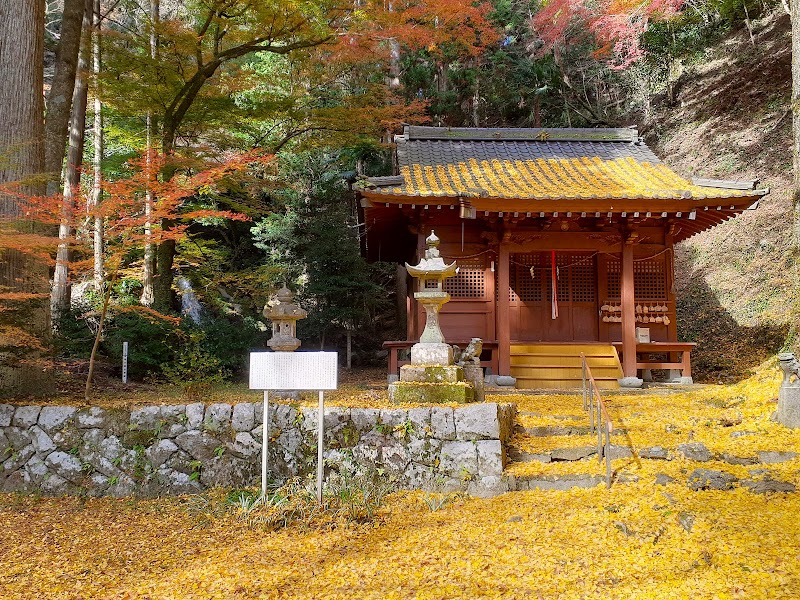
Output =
[
  {"x1": 0, "y1": 0, "x2": 53, "y2": 397},
  {"x1": 44, "y1": 0, "x2": 87, "y2": 195},
  {"x1": 153, "y1": 234, "x2": 176, "y2": 310},
  {"x1": 472, "y1": 63, "x2": 480, "y2": 127},
  {"x1": 51, "y1": 0, "x2": 93, "y2": 321},
  {"x1": 92, "y1": 0, "x2": 104, "y2": 288},
  {"x1": 141, "y1": 0, "x2": 160, "y2": 306},
  {"x1": 792, "y1": 0, "x2": 800, "y2": 348},
  {"x1": 152, "y1": 125, "x2": 180, "y2": 312},
  {"x1": 0, "y1": 1, "x2": 45, "y2": 206}
]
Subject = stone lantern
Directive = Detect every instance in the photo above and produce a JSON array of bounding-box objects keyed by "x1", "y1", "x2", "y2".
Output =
[
  {"x1": 405, "y1": 230, "x2": 458, "y2": 365},
  {"x1": 388, "y1": 231, "x2": 476, "y2": 403},
  {"x1": 264, "y1": 286, "x2": 307, "y2": 352}
]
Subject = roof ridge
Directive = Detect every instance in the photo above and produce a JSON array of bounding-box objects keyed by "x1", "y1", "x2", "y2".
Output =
[{"x1": 403, "y1": 125, "x2": 639, "y2": 143}]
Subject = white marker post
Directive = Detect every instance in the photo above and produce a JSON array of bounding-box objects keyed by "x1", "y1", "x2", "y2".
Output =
[
  {"x1": 122, "y1": 341, "x2": 129, "y2": 384},
  {"x1": 249, "y1": 352, "x2": 338, "y2": 502}
]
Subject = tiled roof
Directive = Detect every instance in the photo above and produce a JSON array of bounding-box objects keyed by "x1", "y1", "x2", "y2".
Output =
[{"x1": 361, "y1": 127, "x2": 765, "y2": 202}]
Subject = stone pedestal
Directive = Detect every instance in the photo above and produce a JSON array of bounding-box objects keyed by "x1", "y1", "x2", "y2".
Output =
[
  {"x1": 463, "y1": 364, "x2": 485, "y2": 402},
  {"x1": 389, "y1": 381, "x2": 474, "y2": 404},
  {"x1": 778, "y1": 386, "x2": 800, "y2": 428},
  {"x1": 400, "y1": 364, "x2": 463, "y2": 383},
  {"x1": 411, "y1": 342, "x2": 453, "y2": 365},
  {"x1": 389, "y1": 363, "x2": 474, "y2": 403}
]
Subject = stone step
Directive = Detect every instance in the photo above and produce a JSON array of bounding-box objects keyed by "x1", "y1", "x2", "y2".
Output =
[
  {"x1": 508, "y1": 443, "x2": 798, "y2": 467},
  {"x1": 505, "y1": 470, "x2": 796, "y2": 493},
  {"x1": 509, "y1": 444, "x2": 635, "y2": 463},
  {"x1": 508, "y1": 472, "x2": 639, "y2": 491},
  {"x1": 514, "y1": 424, "x2": 628, "y2": 437}
]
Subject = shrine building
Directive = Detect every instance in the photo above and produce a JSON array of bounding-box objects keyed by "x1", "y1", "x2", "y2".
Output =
[{"x1": 357, "y1": 126, "x2": 768, "y2": 389}]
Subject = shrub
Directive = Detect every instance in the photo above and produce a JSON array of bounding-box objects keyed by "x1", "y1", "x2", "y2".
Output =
[
  {"x1": 102, "y1": 307, "x2": 181, "y2": 379},
  {"x1": 162, "y1": 327, "x2": 228, "y2": 399},
  {"x1": 53, "y1": 302, "x2": 97, "y2": 358},
  {"x1": 195, "y1": 315, "x2": 265, "y2": 376}
]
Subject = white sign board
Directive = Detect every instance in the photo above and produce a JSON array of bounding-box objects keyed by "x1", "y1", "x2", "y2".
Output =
[
  {"x1": 249, "y1": 351, "x2": 338, "y2": 502},
  {"x1": 249, "y1": 352, "x2": 338, "y2": 390}
]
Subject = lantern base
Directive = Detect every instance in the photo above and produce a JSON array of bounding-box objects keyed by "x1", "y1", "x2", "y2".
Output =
[
  {"x1": 410, "y1": 342, "x2": 453, "y2": 366},
  {"x1": 389, "y1": 381, "x2": 475, "y2": 404}
]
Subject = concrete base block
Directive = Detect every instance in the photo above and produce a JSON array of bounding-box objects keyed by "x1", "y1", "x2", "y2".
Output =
[
  {"x1": 777, "y1": 386, "x2": 800, "y2": 428},
  {"x1": 618, "y1": 377, "x2": 643, "y2": 389},
  {"x1": 400, "y1": 364, "x2": 463, "y2": 384}
]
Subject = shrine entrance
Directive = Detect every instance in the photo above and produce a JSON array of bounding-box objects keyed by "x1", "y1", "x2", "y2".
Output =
[{"x1": 508, "y1": 252, "x2": 598, "y2": 342}]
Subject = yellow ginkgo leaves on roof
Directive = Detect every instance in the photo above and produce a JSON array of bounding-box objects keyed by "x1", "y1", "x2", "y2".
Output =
[{"x1": 382, "y1": 157, "x2": 755, "y2": 201}]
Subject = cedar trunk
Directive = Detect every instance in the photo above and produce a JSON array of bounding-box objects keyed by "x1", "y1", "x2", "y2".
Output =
[
  {"x1": 44, "y1": 0, "x2": 87, "y2": 195},
  {"x1": 0, "y1": 1, "x2": 53, "y2": 396},
  {"x1": 0, "y1": 1, "x2": 45, "y2": 206},
  {"x1": 141, "y1": 0, "x2": 160, "y2": 307},
  {"x1": 793, "y1": 0, "x2": 800, "y2": 346},
  {"x1": 51, "y1": 0, "x2": 93, "y2": 319},
  {"x1": 92, "y1": 0, "x2": 104, "y2": 287}
]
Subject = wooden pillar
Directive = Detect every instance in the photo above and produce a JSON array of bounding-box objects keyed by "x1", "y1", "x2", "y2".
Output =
[
  {"x1": 664, "y1": 227, "x2": 678, "y2": 342},
  {"x1": 498, "y1": 242, "x2": 511, "y2": 375},
  {"x1": 621, "y1": 240, "x2": 637, "y2": 378},
  {"x1": 396, "y1": 264, "x2": 408, "y2": 338}
]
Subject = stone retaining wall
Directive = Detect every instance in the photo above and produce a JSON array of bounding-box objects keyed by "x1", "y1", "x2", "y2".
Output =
[{"x1": 0, "y1": 402, "x2": 516, "y2": 498}]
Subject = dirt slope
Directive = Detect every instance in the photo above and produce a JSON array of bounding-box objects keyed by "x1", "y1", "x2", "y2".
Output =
[{"x1": 642, "y1": 10, "x2": 793, "y2": 381}]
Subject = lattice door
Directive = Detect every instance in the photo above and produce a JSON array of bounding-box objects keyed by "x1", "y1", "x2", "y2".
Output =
[
  {"x1": 444, "y1": 257, "x2": 487, "y2": 299},
  {"x1": 607, "y1": 258, "x2": 667, "y2": 300},
  {"x1": 509, "y1": 253, "x2": 544, "y2": 302},
  {"x1": 511, "y1": 253, "x2": 596, "y2": 303}
]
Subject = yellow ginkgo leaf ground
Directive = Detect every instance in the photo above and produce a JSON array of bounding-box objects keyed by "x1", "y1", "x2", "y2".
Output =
[
  {"x1": 1, "y1": 364, "x2": 800, "y2": 599},
  {"x1": 1, "y1": 482, "x2": 799, "y2": 599}
]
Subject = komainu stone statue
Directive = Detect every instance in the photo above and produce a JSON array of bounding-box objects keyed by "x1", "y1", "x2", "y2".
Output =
[
  {"x1": 777, "y1": 352, "x2": 800, "y2": 428},
  {"x1": 778, "y1": 352, "x2": 800, "y2": 387},
  {"x1": 454, "y1": 338, "x2": 483, "y2": 366}
]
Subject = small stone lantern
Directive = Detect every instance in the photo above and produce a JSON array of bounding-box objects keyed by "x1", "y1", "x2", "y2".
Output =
[{"x1": 264, "y1": 286, "x2": 307, "y2": 352}]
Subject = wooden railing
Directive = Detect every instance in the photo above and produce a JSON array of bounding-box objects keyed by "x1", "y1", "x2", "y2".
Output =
[{"x1": 580, "y1": 353, "x2": 614, "y2": 488}]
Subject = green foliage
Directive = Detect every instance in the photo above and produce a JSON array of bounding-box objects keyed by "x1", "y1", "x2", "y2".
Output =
[
  {"x1": 113, "y1": 278, "x2": 144, "y2": 306},
  {"x1": 161, "y1": 328, "x2": 228, "y2": 400},
  {"x1": 194, "y1": 316, "x2": 265, "y2": 375},
  {"x1": 53, "y1": 303, "x2": 96, "y2": 359},
  {"x1": 251, "y1": 149, "x2": 397, "y2": 358},
  {"x1": 102, "y1": 309, "x2": 180, "y2": 379},
  {"x1": 323, "y1": 461, "x2": 397, "y2": 522},
  {"x1": 234, "y1": 462, "x2": 396, "y2": 529},
  {"x1": 642, "y1": 0, "x2": 779, "y2": 67},
  {"x1": 396, "y1": 0, "x2": 567, "y2": 127}
]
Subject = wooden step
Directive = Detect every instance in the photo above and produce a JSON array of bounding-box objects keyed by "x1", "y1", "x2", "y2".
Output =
[
  {"x1": 513, "y1": 378, "x2": 621, "y2": 390},
  {"x1": 508, "y1": 343, "x2": 622, "y2": 390},
  {"x1": 510, "y1": 343, "x2": 615, "y2": 354},
  {"x1": 510, "y1": 355, "x2": 620, "y2": 367}
]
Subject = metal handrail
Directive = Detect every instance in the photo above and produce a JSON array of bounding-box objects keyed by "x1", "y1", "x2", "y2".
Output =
[{"x1": 580, "y1": 353, "x2": 614, "y2": 488}]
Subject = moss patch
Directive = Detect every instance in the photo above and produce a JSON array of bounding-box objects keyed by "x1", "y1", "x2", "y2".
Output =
[{"x1": 389, "y1": 382, "x2": 475, "y2": 404}]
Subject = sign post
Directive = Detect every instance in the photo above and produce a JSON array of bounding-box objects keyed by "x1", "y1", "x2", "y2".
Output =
[
  {"x1": 122, "y1": 341, "x2": 129, "y2": 384},
  {"x1": 249, "y1": 352, "x2": 338, "y2": 502}
]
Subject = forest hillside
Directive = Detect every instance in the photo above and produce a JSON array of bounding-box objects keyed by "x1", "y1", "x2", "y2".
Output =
[{"x1": 648, "y1": 10, "x2": 792, "y2": 380}]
